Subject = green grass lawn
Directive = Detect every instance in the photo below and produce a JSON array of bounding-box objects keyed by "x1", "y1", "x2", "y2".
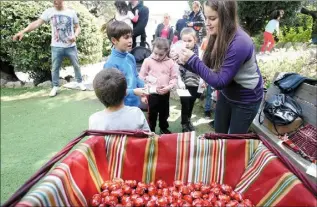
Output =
[{"x1": 0, "y1": 87, "x2": 213, "y2": 203}]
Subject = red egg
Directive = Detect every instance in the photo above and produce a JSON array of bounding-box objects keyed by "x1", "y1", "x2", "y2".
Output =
[
  {"x1": 101, "y1": 181, "x2": 112, "y2": 190},
  {"x1": 148, "y1": 185, "x2": 158, "y2": 196},
  {"x1": 134, "y1": 197, "x2": 145, "y2": 206},
  {"x1": 221, "y1": 184, "x2": 233, "y2": 194},
  {"x1": 125, "y1": 180, "x2": 137, "y2": 188},
  {"x1": 183, "y1": 195, "x2": 193, "y2": 204},
  {"x1": 180, "y1": 186, "x2": 190, "y2": 195},
  {"x1": 194, "y1": 182, "x2": 203, "y2": 191},
  {"x1": 156, "y1": 196, "x2": 168, "y2": 206},
  {"x1": 201, "y1": 185, "x2": 211, "y2": 194},
  {"x1": 214, "y1": 200, "x2": 226, "y2": 207},
  {"x1": 110, "y1": 189, "x2": 124, "y2": 197},
  {"x1": 192, "y1": 198, "x2": 204, "y2": 206},
  {"x1": 156, "y1": 180, "x2": 168, "y2": 189},
  {"x1": 146, "y1": 200, "x2": 157, "y2": 207},
  {"x1": 101, "y1": 189, "x2": 110, "y2": 197},
  {"x1": 218, "y1": 194, "x2": 231, "y2": 203},
  {"x1": 233, "y1": 192, "x2": 243, "y2": 202},
  {"x1": 191, "y1": 191, "x2": 202, "y2": 199},
  {"x1": 135, "y1": 187, "x2": 145, "y2": 195},
  {"x1": 226, "y1": 200, "x2": 239, "y2": 207},
  {"x1": 211, "y1": 187, "x2": 221, "y2": 195},
  {"x1": 173, "y1": 180, "x2": 184, "y2": 188},
  {"x1": 138, "y1": 182, "x2": 148, "y2": 189},
  {"x1": 109, "y1": 183, "x2": 121, "y2": 191},
  {"x1": 242, "y1": 199, "x2": 253, "y2": 207}
]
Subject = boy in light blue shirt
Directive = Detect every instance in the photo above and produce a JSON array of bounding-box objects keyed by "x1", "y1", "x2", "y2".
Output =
[{"x1": 104, "y1": 21, "x2": 146, "y2": 107}]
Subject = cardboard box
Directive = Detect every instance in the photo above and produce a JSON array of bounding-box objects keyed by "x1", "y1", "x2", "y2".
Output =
[{"x1": 263, "y1": 117, "x2": 303, "y2": 135}]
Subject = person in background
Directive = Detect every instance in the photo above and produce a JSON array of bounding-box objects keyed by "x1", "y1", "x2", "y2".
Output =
[
  {"x1": 128, "y1": 0, "x2": 149, "y2": 48},
  {"x1": 200, "y1": 37, "x2": 214, "y2": 119},
  {"x1": 301, "y1": 7, "x2": 317, "y2": 45},
  {"x1": 89, "y1": 68, "x2": 150, "y2": 131},
  {"x1": 139, "y1": 38, "x2": 178, "y2": 134},
  {"x1": 103, "y1": 21, "x2": 146, "y2": 107},
  {"x1": 177, "y1": 28, "x2": 201, "y2": 132},
  {"x1": 187, "y1": 1, "x2": 206, "y2": 45},
  {"x1": 155, "y1": 13, "x2": 174, "y2": 44},
  {"x1": 172, "y1": 30, "x2": 179, "y2": 44},
  {"x1": 175, "y1": 11, "x2": 189, "y2": 40},
  {"x1": 13, "y1": 0, "x2": 86, "y2": 97},
  {"x1": 173, "y1": 0, "x2": 263, "y2": 134},
  {"x1": 260, "y1": 10, "x2": 283, "y2": 53},
  {"x1": 114, "y1": 0, "x2": 139, "y2": 29}
]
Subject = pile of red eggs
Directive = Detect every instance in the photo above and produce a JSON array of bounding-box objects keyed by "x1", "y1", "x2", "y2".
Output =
[{"x1": 90, "y1": 178, "x2": 254, "y2": 207}]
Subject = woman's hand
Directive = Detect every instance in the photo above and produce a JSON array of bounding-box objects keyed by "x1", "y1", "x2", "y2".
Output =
[{"x1": 178, "y1": 48, "x2": 195, "y2": 64}]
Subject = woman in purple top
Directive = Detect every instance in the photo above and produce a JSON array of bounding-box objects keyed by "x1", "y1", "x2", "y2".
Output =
[{"x1": 173, "y1": 0, "x2": 264, "y2": 134}]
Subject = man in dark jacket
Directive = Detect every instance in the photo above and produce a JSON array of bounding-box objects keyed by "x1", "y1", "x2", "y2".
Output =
[
  {"x1": 176, "y1": 12, "x2": 189, "y2": 39},
  {"x1": 129, "y1": 0, "x2": 149, "y2": 48}
]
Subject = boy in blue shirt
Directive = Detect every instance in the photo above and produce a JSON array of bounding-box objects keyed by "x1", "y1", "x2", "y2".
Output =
[{"x1": 104, "y1": 21, "x2": 146, "y2": 107}]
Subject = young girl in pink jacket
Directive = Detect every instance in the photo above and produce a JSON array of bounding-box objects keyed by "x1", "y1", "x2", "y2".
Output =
[{"x1": 139, "y1": 37, "x2": 178, "y2": 134}]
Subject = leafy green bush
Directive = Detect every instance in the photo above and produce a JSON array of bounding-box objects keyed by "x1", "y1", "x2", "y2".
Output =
[
  {"x1": 258, "y1": 51, "x2": 317, "y2": 88},
  {"x1": 279, "y1": 12, "x2": 313, "y2": 43},
  {"x1": 0, "y1": 1, "x2": 103, "y2": 82}
]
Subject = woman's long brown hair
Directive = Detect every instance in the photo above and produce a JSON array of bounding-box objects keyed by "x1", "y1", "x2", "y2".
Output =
[{"x1": 203, "y1": 1, "x2": 238, "y2": 72}]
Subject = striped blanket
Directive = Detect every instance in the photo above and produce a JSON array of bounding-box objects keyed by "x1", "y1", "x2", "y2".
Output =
[{"x1": 17, "y1": 133, "x2": 316, "y2": 207}]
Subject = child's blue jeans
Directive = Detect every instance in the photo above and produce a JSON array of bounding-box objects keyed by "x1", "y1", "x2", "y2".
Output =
[
  {"x1": 205, "y1": 85, "x2": 213, "y2": 112},
  {"x1": 51, "y1": 46, "x2": 83, "y2": 87}
]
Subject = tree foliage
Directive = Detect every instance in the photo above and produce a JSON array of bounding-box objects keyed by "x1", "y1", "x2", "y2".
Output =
[
  {"x1": 187, "y1": 1, "x2": 302, "y2": 36},
  {"x1": 0, "y1": 1, "x2": 103, "y2": 83}
]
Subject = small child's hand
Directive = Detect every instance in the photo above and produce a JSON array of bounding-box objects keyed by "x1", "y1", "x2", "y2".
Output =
[
  {"x1": 133, "y1": 88, "x2": 147, "y2": 96},
  {"x1": 157, "y1": 86, "x2": 170, "y2": 95},
  {"x1": 141, "y1": 96, "x2": 148, "y2": 104}
]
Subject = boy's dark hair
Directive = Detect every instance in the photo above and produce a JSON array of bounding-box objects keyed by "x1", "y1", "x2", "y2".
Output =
[
  {"x1": 114, "y1": 0, "x2": 129, "y2": 16},
  {"x1": 93, "y1": 68, "x2": 127, "y2": 107},
  {"x1": 106, "y1": 21, "x2": 132, "y2": 43}
]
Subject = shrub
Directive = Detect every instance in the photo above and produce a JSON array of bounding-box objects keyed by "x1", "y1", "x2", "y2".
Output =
[
  {"x1": 279, "y1": 13, "x2": 313, "y2": 43},
  {"x1": 258, "y1": 49, "x2": 317, "y2": 88},
  {"x1": 0, "y1": 1, "x2": 103, "y2": 83}
]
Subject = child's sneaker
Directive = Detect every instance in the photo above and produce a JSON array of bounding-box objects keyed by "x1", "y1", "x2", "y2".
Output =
[
  {"x1": 49, "y1": 86, "x2": 59, "y2": 97},
  {"x1": 78, "y1": 82, "x2": 86, "y2": 91},
  {"x1": 204, "y1": 110, "x2": 211, "y2": 118},
  {"x1": 182, "y1": 124, "x2": 191, "y2": 132},
  {"x1": 160, "y1": 128, "x2": 172, "y2": 134},
  {"x1": 188, "y1": 122, "x2": 195, "y2": 131}
]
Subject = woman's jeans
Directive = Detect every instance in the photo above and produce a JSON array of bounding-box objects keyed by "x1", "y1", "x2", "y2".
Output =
[
  {"x1": 215, "y1": 92, "x2": 262, "y2": 134},
  {"x1": 51, "y1": 46, "x2": 83, "y2": 87}
]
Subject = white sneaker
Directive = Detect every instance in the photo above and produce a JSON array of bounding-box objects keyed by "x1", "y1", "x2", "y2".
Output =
[
  {"x1": 78, "y1": 82, "x2": 86, "y2": 91},
  {"x1": 49, "y1": 86, "x2": 59, "y2": 97}
]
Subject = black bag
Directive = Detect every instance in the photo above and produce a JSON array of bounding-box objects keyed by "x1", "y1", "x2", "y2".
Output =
[
  {"x1": 260, "y1": 94, "x2": 303, "y2": 134},
  {"x1": 274, "y1": 73, "x2": 317, "y2": 95}
]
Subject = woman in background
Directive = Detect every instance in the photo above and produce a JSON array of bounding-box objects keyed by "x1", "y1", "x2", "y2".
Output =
[
  {"x1": 187, "y1": 1, "x2": 206, "y2": 45},
  {"x1": 155, "y1": 13, "x2": 174, "y2": 44}
]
